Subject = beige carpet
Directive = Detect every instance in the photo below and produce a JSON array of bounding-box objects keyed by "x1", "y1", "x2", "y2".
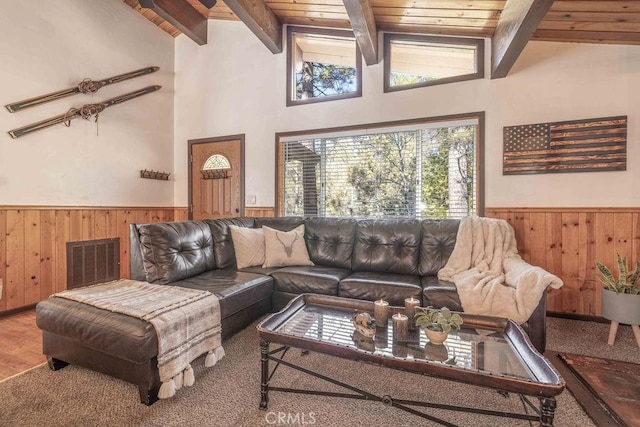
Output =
[{"x1": 0, "y1": 317, "x2": 637, "y2": 427}]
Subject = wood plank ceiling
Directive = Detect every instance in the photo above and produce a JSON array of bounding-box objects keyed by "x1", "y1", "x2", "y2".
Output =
[
  {"x1": 125, "y1": 0, "x2": 640, "y2": 45},
  {"x1": 124, "y1": 0, "x2": 640, "y2": 78}
]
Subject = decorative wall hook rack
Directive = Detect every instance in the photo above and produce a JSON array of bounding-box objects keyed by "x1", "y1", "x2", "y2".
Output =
[
  {"x1": 201, "y1": 170, "x2": 229, "y2": 180},
  {"x1": 141, "y1": 169, "x2": 171, "y2": 181}
]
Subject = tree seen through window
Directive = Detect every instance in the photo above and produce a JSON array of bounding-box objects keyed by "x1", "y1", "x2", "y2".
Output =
[
  {"x1": 281, "y1": 123, "x2": 477, "y2": 219},
  {"x1": 296, "y1": 62, "x2": 357, "y2": 100}
]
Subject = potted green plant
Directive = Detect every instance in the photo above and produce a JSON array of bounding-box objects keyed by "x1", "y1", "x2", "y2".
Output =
[
  {"x1": 415, "y1": 306, "x2": 463, "y2": 345},
  {"x1": 595, "y1": 253, "x2": 640, "y2": 339}
]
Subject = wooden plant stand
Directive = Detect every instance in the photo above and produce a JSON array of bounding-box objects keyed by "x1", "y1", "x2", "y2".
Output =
[{"x1": 607, "y1": 321, "x2": 640, "y2": 349}]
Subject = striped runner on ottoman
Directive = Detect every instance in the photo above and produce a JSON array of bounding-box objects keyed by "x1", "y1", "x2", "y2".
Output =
[{"x1": 53, "y1": 279, "x2": 224, "y2": 399}]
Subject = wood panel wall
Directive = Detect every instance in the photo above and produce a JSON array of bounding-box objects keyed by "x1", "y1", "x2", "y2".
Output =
[
  {"x1": 245, "y1": 206, "x2": 275, "y2": 218},
  {"x1": 0, "y1": 206, "x2": 178, "y2": 314},
  {"x1": 6, "y1": 204, "x2": 615, "y2": 317},
  {"x1": 486, "y1": 207, "x2": 640, "y2": 317}
]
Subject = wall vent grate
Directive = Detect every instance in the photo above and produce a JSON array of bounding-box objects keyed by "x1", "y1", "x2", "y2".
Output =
[{"x1": 66, "y1": 238, "x2": 120, "y2": 289}]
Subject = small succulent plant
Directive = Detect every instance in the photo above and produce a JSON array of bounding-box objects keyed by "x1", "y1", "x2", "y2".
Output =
[{"x1": 415, "y1": 306, "x2": 463, "y2": 334}]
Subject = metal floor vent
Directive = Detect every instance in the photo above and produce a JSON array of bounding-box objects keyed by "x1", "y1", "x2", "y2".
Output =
[{"x1": 66, "y1": 238, "x2": 120, "y2": 289}]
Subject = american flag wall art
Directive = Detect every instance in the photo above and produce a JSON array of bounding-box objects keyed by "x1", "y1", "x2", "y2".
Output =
[{"x1": 503, "y1": 116, "x2": 627, "y2": 175}]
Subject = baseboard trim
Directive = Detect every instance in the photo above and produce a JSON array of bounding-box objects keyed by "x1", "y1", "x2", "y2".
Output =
[
  {"x1": 0, "y1": 304, "x2": 37, "y2": 318},
  {"x1": 547, "y1": 311, "x2": 609, "y2": 324}
]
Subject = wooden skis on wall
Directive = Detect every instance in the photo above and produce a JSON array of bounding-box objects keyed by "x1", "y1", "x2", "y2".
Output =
[
  {"x1": 5, "y1": 66, "x2": 159, "y2": 113},
  {"x1": 8, "y1": 85, "x2": 161, "y2": 139}
]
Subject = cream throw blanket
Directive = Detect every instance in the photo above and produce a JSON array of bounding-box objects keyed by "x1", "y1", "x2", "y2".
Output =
[
  {"x1": 438, "y1": 216, "x2": 563, "y2": 324},
  {"x1": 55, "y1": 279, "x2": 224, "y2": 399}
]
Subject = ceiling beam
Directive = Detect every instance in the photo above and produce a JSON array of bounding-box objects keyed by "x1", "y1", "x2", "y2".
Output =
[
  {"x1": 223, "y1": 0, "x2": 283, "y2": 53},
  {"x1": 343, "y1": 0, "x2": 378, "y2": 65},
  {"x1": 491, "y1": 0, "x2": 554, "y2": 79},
  {"x1": 139, "y1": 0, "x2": 209, "y2": 45}
]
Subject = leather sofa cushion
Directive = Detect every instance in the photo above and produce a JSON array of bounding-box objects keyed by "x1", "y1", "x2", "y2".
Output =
[
  {"x1": 339, "y1": 272, "x2": 422, "y2": 305},
  {"x1": 272, "y1": 291, "x2": 301, "y2": 312},
  {"x1": 419, "y1": 219, "x2": 460, "y2": 276},
  {"x1": 206, "y1": 218, "x2": 256, "y2": 269},
  {"x1": 36, "y1": 297, "x2": 157, "y2": 363},
  {"x1": 421, "y1": 275, "x2": 463, "y2": 311},
  {"x1": 239, "y1": 265, "x2": 283, "y2": 275},
  {"x1": 137, "y1": 221, "x2": 215, "y2": 284},
  {"x1": 352, "y1": 219, "x2": 422, "y2": 275},
  {"x1": 271, "y1": 266, "x2": 350, "y2": 295},
  {"x1": 305, "y1": 217, "x2": 356, "y2": 269},
  {"x1": 169, "y1": 269, "x2": 273, "y2": 319},
  {"x1": 255, "y1": 216, "x2": 304, "y2": 231}
]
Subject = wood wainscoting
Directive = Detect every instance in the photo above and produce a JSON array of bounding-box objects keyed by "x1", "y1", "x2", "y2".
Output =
[
  {"x1": 0, "y1": 206, "x2": 181, "y2": 314},
  {"x1": 7, "y1": 204, "x2": 613, "y2": 317},
  {"x1": 245, "y1": 206, "x2": 275, "y2": 218},
  {"x1": 486, "y1": 207, "x2": 640, "y2": 317}
]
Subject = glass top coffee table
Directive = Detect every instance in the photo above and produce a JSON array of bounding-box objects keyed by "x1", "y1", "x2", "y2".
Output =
[{"x1": 257, "y1": 294, "x2": 565, "y2": 426}]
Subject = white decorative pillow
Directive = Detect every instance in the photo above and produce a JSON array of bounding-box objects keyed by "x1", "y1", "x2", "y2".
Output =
[
  {"x1": 262, "y1": 225, "x2": 314, "y2": 268},
  {"x1": 229, "y1": 225, "x2": 265, "y2": 269}
]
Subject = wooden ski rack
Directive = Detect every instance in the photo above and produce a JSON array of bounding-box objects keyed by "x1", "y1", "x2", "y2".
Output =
[
  {"x1": 7, "y1": 85, "x2": 161, "y2": 139},
  {"x1": 5, "y1": 66, "x2": 159, "y2": 113}
]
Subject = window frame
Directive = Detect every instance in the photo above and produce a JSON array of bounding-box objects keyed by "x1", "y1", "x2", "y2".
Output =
[
  {"x1": 383, "y1": 33, "x2": 485, "y2": 93},
  {"x1": 286, "y1": 26, "x2": 363, "y2": 107},
  {"x1": 275, "y1": 112, "x2": 485, "y2": 218}
]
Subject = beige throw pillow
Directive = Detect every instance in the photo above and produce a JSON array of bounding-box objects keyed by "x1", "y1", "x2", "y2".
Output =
[
  {"x1": 229, "y1": 225, "x2": 265, "y2": 269},
  {"x1": 262, "y1": 225, "x2": 314, "y2": 268}
]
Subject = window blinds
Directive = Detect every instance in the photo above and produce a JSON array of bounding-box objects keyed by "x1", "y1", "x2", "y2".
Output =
[{"x1": 281, "y1": 124, "x2": 477, "y2": 219}]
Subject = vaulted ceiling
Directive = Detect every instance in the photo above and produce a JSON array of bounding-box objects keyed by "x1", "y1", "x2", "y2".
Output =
[{"x1": 124, "y1": 0, "x2": 640, "y2": 78}]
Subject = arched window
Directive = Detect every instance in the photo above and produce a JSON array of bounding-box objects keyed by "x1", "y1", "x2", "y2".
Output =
[{"x1": 203, "y1": 154, "x2": 231, "y2": 170}]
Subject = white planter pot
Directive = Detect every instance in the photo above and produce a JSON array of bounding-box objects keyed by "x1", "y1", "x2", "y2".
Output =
[
  {"x1": 601, "y1": 288, "x2": 640, "y2": 325},
  {"x1": 423, "y1": 328, "x2": 449, "y2": 345}
]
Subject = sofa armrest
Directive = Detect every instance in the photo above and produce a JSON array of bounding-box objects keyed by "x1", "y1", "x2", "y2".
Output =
[
  {"x1": 523, "y1": 289, "x2": 547, "y2": 354},
  {"x1": 129, "y1": 224, "x2": 146, "y2": 281}
]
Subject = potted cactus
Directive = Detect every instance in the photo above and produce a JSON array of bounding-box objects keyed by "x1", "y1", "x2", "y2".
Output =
[
  {"x1": 595, "y1": 253, "x2": 640, "y2": 335},
  {"x1": 415, "y1": 306, "x2": 463, "y2": 345}
]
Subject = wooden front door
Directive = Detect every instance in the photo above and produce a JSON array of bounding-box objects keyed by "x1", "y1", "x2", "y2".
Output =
[{"x1": 189, "y1": 136, "x2": 244, "y2": 220}]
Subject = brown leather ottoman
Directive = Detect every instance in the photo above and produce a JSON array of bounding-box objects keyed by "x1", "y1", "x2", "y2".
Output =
[{"x1": 36, "y1": 297, "x2": 161, "y2": 405}]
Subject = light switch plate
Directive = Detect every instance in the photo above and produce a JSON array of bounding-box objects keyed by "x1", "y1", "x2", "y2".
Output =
[{"x1": 247, "y1": 195, "x2": 257, "y2": 205}]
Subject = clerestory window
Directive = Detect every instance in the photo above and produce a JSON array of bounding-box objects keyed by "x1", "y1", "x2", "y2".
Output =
[
  {"x1": 286, "y1": 26, "x2": 362, "y2": 106},
  {"x1": 276, "y1": 113, "x2": 484, "y2": 219},
  {"x1": 384, "y1": 34, "x2": 484, "y2": 93}
]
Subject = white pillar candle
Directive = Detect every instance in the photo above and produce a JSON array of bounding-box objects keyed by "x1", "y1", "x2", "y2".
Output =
[
  {"x1": 374, "y1": 299, "x2": 390, "y2": 328},
  {"x1": 392, "y1": 313, "x2": 409, "y2": 342},
  {"x1": 404, "y1": 296, "x2": 420, "y2": 330}
]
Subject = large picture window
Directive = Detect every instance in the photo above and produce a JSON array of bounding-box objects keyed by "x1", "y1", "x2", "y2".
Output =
[
  {"x1": 276, "y1": 113, "x2": 484, "y2": 219},
  {"x1": 287, "y1": 26, "x2": 362, "y2": 106},
  {"x1": 384, "y1": 34, "x2": 484, "y2": 93}
]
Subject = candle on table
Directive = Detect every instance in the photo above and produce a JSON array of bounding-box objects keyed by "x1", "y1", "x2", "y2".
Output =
[
  {"x1": 374, "y1": 299, "x2": 390, "y2": 328},
  {"x1": 374, "y1": 327, "x2": 389, "y2": 350},
  {"x1": 392, "y1": 341, "x2": 408, "y2": 358},
  {"x1": 404, "y1": 296, "x2": 420, "y2": 330},
  {"x1": 392, "y1": 313, "x2": 409, "y2": 342}
]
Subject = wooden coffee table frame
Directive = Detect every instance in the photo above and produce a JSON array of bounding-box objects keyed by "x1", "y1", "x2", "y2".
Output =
[{"x1": 257, "y1": 294, "x2": 565, "y2": 427}]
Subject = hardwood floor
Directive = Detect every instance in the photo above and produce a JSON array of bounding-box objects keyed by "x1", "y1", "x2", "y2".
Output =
[{"x1": 0, "y1": 309, "x2": 45, "y2": 381}]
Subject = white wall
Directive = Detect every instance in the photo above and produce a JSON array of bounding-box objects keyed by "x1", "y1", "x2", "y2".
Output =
[
  {"x1": 174, "y1": 20, "x2": 640, "y2": 209},
  {"x1": 0, "y1": 0, "x2": 175, "y2": 206}
]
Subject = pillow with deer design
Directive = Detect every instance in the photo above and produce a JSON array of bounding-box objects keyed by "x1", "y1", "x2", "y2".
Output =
[{"x1": 262, "y1": 225, "x2": 314, "y2": 268}]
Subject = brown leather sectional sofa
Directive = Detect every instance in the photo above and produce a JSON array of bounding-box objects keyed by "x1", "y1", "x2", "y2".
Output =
[{"x1": 36, "y1": 216, "x2": 548, "y2": 405}]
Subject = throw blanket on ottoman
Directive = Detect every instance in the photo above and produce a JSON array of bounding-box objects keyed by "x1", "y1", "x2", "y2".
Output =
[
  {"x1": 438, "y1": 216, "x2": 563, "y2": 324},
  {"x1": 54, "y1": 279, "x2": 224, "y2": 399}
]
